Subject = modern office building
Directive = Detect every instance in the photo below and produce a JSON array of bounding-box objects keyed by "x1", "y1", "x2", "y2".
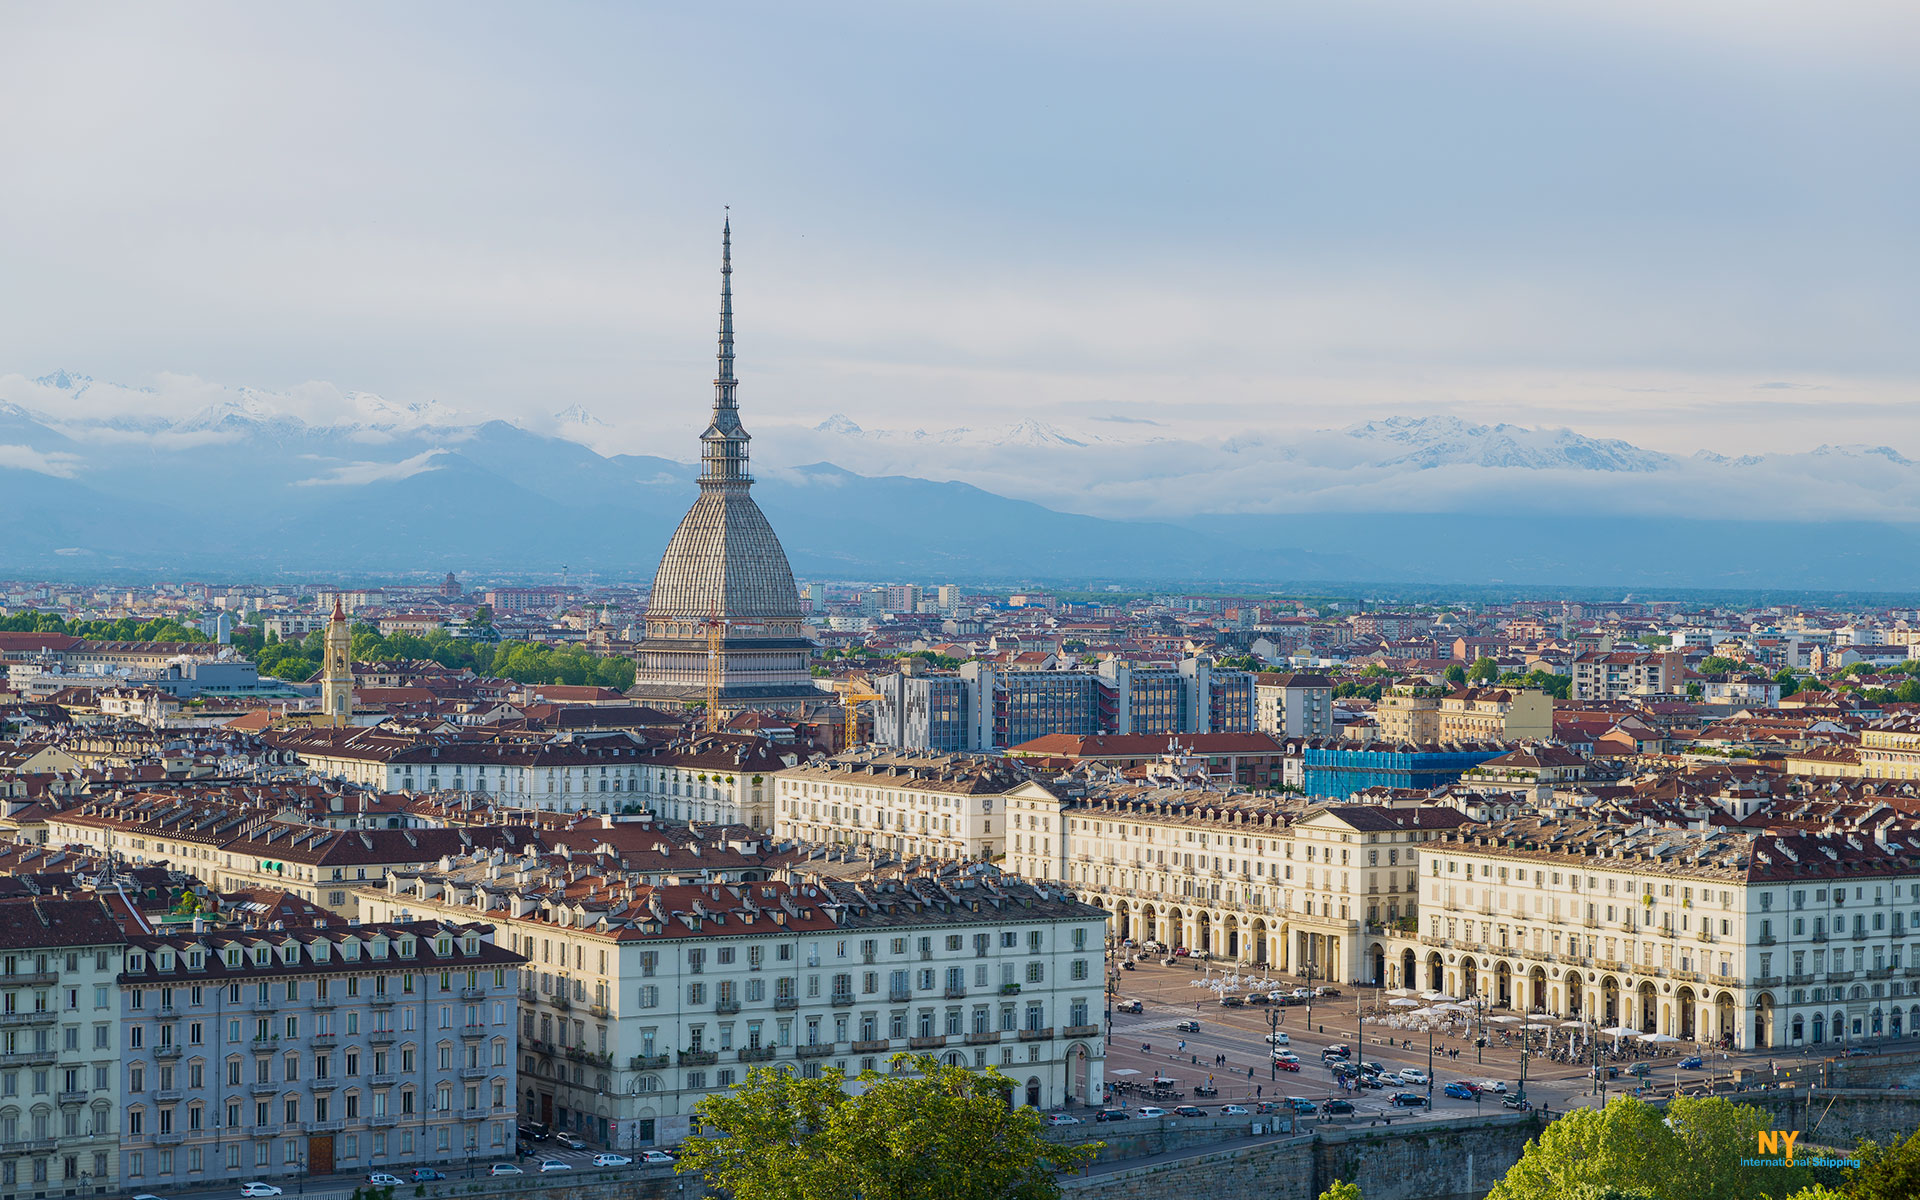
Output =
[{"x1": 1302, "y1": 743, "x2": 1506, "y2": 799}]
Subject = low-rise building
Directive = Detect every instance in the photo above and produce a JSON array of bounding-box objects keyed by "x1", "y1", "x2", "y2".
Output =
[
  {"x1": 1253, "y1": 673, "x2": 1334, "y2": 740},
  {"x1": 774, "y1": 752, "x2": 1022, "y2": 860},
  {"x1": 117, "y1": 920, "x2": 524, "y2": 1191}
]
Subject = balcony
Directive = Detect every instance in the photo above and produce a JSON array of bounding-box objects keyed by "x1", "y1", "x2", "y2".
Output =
[
  {"x1": 308, "y1": 1120, "x2": 345, "y2": 1133},
  {"x1": 795, "y1": 1043, "x2": 835, "y2": 1060},
  {"x1": 154, "y1": 1044, "x2": 183, "y2": 1060},
  {"x1": 371, "y1": 1030, "x2": 397, "y2": 1045},
  {"x1": 249, "y1": 1082, "x2": 280, "y2": 1097},
  {"x1": 965, "y1": 1031, "x2": 1000, "y2": 1045},
  {"x1": 0, "y1": 1138, "x2": 55, "y2": 1154},
  {"x1": 850, "y1": 1039, "x2": 889, "y2": 1054},
  {"x1": 250, "y1": 1036, "x2": 279, "y2": 1051},
  {"x1": 715, "y1": 999, "x2": 742, "y2": 1015},
  {"x1": 737, "y1": 1046, "x2": 776, "y2": 1063},
  {"x1": 888, "y1": 990, "x2": 913, "y2": 1004},
  {"x1": 551, "y1": 994, "x2": 572, "y2": 1012},
  {"x1": 1811, "y1": 933, "x2": 1829, "y2": 943},
  {"x1": 1830, "y1": 971, "x2": 1856, "y2": 983},
  {"x1": 589, "y1": 1003, "x2": 611, "y2": 1019},
  {"x1": 907, "y1": 1036, "x2": 946, "y2": 1050},
  {"x1": 831, "y1": 993, "x2": 856, "y2": 1008},
  {"x1": 944, "y1": 987, "x2": 967, "y2": 1000},
  {"x1": 369, "y1": 994, "x2": 396, "y2": 1007},
  {"x1": 1757, "y1": 934, "x2": 1776, "y2": 946},
  {"x1": 57, "y1": 1089, "x2": 87, "y2": 1105},
  {"x1": 251, "y1": 1000, "x2": 278, "y2": 1014},
  {"x1": 999, "y1": 984, "x2": 1022, "y2": 996},
  {"x1": 310, "y1": 1078, "x2": 337, "y2": 1091},
  {"x1": 152, "y1": 1089, "x2": 183, "y2": 1103},
  {"x1": 678, "y1": 1049, "x2": 718, "y2": 1067},
  {"x1": 369, "y1": 1114, "x2": 399, "y2": 1127},
  {"x1": 370, "y1": 1073, "x2": 398, "y2": 1087},
  {"x1": 460, "y1": 987, "x2": 487, "y2": 1001},
  {"x1": 628, "y1": 1054, "x2": 669, "y2": 1071},
  {"x1": 1018, "y1": 1028, "x2": 1054, "y2": 1042},
  {"x1": 459, "y1": 1026, "x2": 486, "y2": 1041},
  {"x1": 311, "y1": 996, "x2": 336, "y2": 1010},
  {"x1": 154, "y1": 1130, "x2": 185, "y2": 1145},
  {"x1": 0, "y1": 1050, "x2": 57, "y2": 1067},
  {"x1": 310, "y1": 1035, "x2": 338, "y2": 1049},
  {"x1": 0, "y1": 972, "x2": 57, "y2": 987},
  {"x1": 1062, "y1": 1025, "x2": 1101, "y2": 1038},
  {"x1": 0, "y1": 1012, "x2": 54, "y2": 1027},
  {"x1": 458, "y1": 1108, "x2": 489, "y2": 1122},
  {"x1": 773, "y1": 997, "x2": 799, "y2": 1011}
]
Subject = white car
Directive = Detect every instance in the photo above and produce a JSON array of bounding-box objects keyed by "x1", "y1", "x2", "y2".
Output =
[
  {"x1": 538, "y1": 1159, "x2": 573, "y2": 1172},
  {"x1": 1480, "y1": 1080, "x2": 1509, "y2": 1094},
  {"x1": 1134, "y1": 1106, "x2": 1167, "y2": 1118},
  {"x1": 1272, "y1": 1050, "x2": 1298, "y2": 1062},
  {"x1": 640, "y1": 1151, "x2": 677, "y2": 1165},
  {"x1": 592, "y1": 1154, "x2": 632, "y2": 1167},
  {"x1": 367, "y1": 1176, "x2": 403, "y2": 1188},
  {"x1": 489, "y1": 1164, "x2": 524, "y2": 1176},
  {"x1": 1220, "y1": 1104, "x2": 1249, "y2": 1116},
  {"x1": 1400, "y1": 1069, "x2": 1429, "y2": 1085},
  {"x1": 1264, "y1": 1032, "x2": 1290, "y2": 1046},
  {"x1": 241, "y1": 1186, "x2": 284, "y2": 1198},
  {"x1": 1044, "y1": 1113, "x2": 1082, "y2": 1125},
  {"x1": 1290, "y1": 988, "x2": 1311, "y2": 999}
]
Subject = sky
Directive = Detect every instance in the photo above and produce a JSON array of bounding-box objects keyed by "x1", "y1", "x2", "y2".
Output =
[{"x1": 2, "y1": 0, "x2": 1918, "y2": 476}]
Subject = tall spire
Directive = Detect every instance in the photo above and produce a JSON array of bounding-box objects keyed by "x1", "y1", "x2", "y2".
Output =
[{"x1": 701, "y1": 213, "x2": 750, "y2": 487}]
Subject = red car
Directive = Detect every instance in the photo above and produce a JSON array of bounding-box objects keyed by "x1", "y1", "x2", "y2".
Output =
[
  {"x1": 1451, "y1": 1080, "x2": 1483, "y2": 1094},
  {"x1": 1274, "y1": 1059, "x2": 1300, "y2": 1072}
]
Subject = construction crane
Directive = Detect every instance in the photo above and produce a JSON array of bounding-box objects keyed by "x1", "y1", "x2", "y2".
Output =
[
  {"x1": 704, "y1": 610, "x2": 727, "y2": 732},
  {"x1": 834, "y1": 683, "x2": 885, "y2": 751}
]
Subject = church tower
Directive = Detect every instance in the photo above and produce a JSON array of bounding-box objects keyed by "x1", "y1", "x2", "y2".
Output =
[
  {"x1": 630, "y1": 218, "x2": 818, "y2": 710},
  {"x1": 319, "y1": 598, "x2": 354, "y2": 725}
]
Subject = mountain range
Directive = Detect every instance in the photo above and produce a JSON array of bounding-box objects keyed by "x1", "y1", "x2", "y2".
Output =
[{"x1": 5, "y1": 371, "x2": 1920, "y2": 589}]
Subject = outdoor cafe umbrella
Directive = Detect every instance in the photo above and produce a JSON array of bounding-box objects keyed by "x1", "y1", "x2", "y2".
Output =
[
  {"x1": 1489, "y1": 1014, "x2": 1523, "y2": 1025},
  {"x1": 1389, "y1": 998, "x2": 1423, "y2": 1007},
  {"x1": 1601, "y1": 1025, "x2": 1638, "y2": 1038},
  {"x1": 1638, "y1": 1032, "x2": 1681, "y2": 1043},
  {"x1": 1387, "y1": 988, "x2": 1417, "y2": 997},
  {"x1": 1561, "y1": 1020, "x2": 1594, "y2": 1029}
]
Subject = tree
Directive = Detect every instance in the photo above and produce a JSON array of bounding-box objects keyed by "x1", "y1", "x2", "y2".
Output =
[
  {"x1": 1773, "y1": 667, "x2": 1801, "y2": 698},
  {"x1": 1318, "y1": 1182, "x2": 1363, "y2": 1200},
  {"x1": 1443, "y1": 664, "x2": 1468, "y2": 686},
  {"x1": 676, "y1": 1054, "x2": 1098, "y2": 1200},
  {"x1": 1487, "y1": 1095, "x2": 1771, "y2": 1200},
  {"x1": 1468, "y1": 656, "x2": 1500, "y2": 684},
  {"x1": 1850, "y1": 1126, "x2": 1920, "y2": 1200}
]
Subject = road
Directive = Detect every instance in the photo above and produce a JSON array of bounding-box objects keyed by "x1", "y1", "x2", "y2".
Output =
[
  {"x1": 115, "y1": 1145, "x2": 677, "y2": 1200},
  {"x1": 1099, "y1": 956, "x2": 1765, "y2": 1123}
]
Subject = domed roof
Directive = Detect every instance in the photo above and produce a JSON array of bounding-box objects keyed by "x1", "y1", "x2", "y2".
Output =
[{"x1": 646, "y1": 489, "x2": 804, "y2": 624}]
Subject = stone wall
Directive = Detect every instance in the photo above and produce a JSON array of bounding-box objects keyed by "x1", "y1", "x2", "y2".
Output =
[
  {"x1": 1737, "y1": 1088, "x2": 1920, "y2": 1147},
  {"x1": 1049, "y1": 1113, "x2": 1298, "y2": 1164}
]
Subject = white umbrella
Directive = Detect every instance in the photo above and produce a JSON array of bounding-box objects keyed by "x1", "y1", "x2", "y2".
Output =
[
  {"x1": 1437, "y1": 1003, "x2": 1474, "y2": 1013},
  {"x1": 1387, "y1": 988, "x2": 1416, "y2": 997},
  {"x1": 1389, "y1": 997, "x2": 1422, "y2": 1007},
  {"x1": 1602, "y1": 1026, "x2": 1638, "y2": 1037},
  {"x1": 1561, "y1": 1020, "x2": 1594, "y2": 1029},
  {"x1": 1110, "y1": 1068, "x2": 1141, "y2": 1076},
  {"x1": 1421, "y1": 991, "x2": 1456, "y2": 1002},
  {"x1": 1638, "y1": 1032, "x2": 1680, "y2": 1043},
  {"x1": 1489, "y1": 1015, "x2": 1522, "y2": 1025}
]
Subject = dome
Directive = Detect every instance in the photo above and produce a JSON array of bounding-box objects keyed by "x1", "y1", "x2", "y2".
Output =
[{"x1": 645, "y1": 489, "x2": 804, "y2": 624}]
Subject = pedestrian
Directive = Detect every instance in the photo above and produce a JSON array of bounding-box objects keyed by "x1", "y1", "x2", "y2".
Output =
[{"x1": 1256, "y1": 1085, "x2": 1263, "y2": 1098}]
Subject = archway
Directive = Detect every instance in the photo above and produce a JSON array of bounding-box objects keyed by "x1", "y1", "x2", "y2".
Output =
[
  {"x1": 1402, "y1": 949, "x2": 1417, "y2": 989},
  {"x1": 1223, "y1": 914, "x2": 1241, "y2": 960},
  {"x1": 1600, "y1": 976, "x2": 1620, "y2": 1025},
  {"x1": 1251, "y1": 919, "x2": 1269, "y2": 965},
  {"x1": 1529, "y1": 967, "x2": 1548, "y2": 1013},
  {"x1": 1139, "y1": 904, "x2": 1160, "y2": 946},
  {"x1": 1674, "y1": 987, "x2": 1696, "y2": 1041},
  {"x1": 1026, "y1": 1077, "x2": 1042, "y2": 1109},
  {"x1": 1164, "y1": 905, "x2": 1185, "y2": 950},
  {"x1": 1427, "y1": 953, "x2": 1444, "y2": 992},
  {"x1": 1369, "y1": 943, "x2": 1386, "y2": 987},
  {"x1": 1196, "y1": 911, "x2": 1213, "y2": 954},
  {"x1": 1811, "y1": 1013, "x2": 1826, "y2": 1043},
  {"x1": 1461, "y1": 958, "x2": 1479, "y2": 999},
  {"x1": 1637, "y1": 982, "x2": 1659, "y2": 1033},
  {"x1": 1111, "y1": 903, "x2": 1131, "y2": 941},
  {"x1": 1714, "y1": 992, "x2": 1735, "y2": 1047},
  {"x1": 1756, "y1": 993, "x2": 1774, "y2": 1048},
  {"x1": 1494, "y1": 961, "x2": 1513, "y2": 1008},
  {"x1": 1071, "y1": 1045, "x2": 1092, "y2": 1104}
]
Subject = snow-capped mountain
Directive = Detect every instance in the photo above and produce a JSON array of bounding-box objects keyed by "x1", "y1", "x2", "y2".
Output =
[
  {"x1": 1341, "y1": 416, "x2": 1668, "y2": 472},
  {"x1": 810, "y1": 414, "x2": 1093, "y2": 449},
  {"x1": 554, "y1": 403, "x2": 607, "y2": 428}
]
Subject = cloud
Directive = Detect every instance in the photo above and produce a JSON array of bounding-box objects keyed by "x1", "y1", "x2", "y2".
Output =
[
  {"x1": 293, "y1": 448, "x2": 448, "y2": 487},
  {"x1": 0, "y1": 445, "x2": 83, "y2": 478}
]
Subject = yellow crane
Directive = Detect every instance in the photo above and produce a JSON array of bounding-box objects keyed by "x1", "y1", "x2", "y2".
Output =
[
  {"x1": 704, "y1": 612, "x2": 727, "y2": 732},
  {"x1": 833, "y1": 683, "x2": 884, "y2": 751}
]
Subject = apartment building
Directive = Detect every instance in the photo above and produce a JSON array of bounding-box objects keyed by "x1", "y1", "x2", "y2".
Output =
[
  {"x1": 1002, "y1": 777, "x2": 1468, "y2": 986},
  {"x1": 1253, "y1": 673, "x2": 1334, "y2": 741},
  {"x1": 1375, "y1": 687, "x2": 1553, "y2": 744},
  {"x1": 1570, "y1": 651, "x2": 1685, "y2": 702},
  {"x1": 117, "y1": 920, "x2": 524, "y2": 1192},
  {"x1": 0, "y1": 898, "x2": 125, "y2": 1200},
  {"x1": 358, "y1": 855, "x2": 1105, "y2": 1149},
  {"x1": 1856, "y1": 713, "x2": 1920, "y2": 782},
  {"x1": 773, "y1": 752, "x2": 1024, "y2": 860},
  {"x1": 1401, "y1": 818, "x2": 1920, "y2": 1051}
]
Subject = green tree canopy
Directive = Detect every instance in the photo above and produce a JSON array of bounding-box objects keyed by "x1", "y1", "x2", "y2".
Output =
[
  {"x1": 1318, "y1": 1182, "x2": 1363, "y2": 1200},
  {"x1": 1467, "y1": 656, "x2": 1500, "y2": 683},
  {"x1": 676, "y1": 1054, "x2": 1098, "y2": 1200},
  {"x1": 1850, "y1": 1126, "x2": 1920, "y2": 1200},
  {"x1": 1443, "y1": 663, "x2": 1468, "y2": 686},
  {"x1": 1488, "y1": 1095, "x2": 1772, "y2": 1200}
]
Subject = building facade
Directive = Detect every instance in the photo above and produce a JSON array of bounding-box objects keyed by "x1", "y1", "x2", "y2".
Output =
[
  {"x1": 773, "y1": 752, "x2": 1024, "y2": 860},
  {"x1": 117, "y1": 921, "x2": 523, "y2": 1192},
  {"x1": 1571, "y1": 651, "x2": 1684, "y2": 702},
  {"x1": 1302, "y1": 743, "x2": 1506, "y2": 800},
  {"x1": 1375, "y1": 687, "x2": 1553, "y2": 744},
  {"x1": 1253, "y1": 673, "x2": 1334, "y2": 741}
]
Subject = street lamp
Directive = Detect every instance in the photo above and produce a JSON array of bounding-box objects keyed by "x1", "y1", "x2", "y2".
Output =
[
  {"x1": 465, "y1": 1136, "x2": 476, "y2": 1179},
  {"x1": 1269, "y1": 1006, "x2": 1282, "y2": 1083}
]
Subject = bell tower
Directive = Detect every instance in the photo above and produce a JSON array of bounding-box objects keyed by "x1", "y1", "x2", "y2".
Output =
[{"x1": 319, "y1": 598, "x2": 354, "y2": 725}]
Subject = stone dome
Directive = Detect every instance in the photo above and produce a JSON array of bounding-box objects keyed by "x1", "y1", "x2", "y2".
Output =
[{"x1": 645, "y1": 489, "x2": 804, "y2": 625}]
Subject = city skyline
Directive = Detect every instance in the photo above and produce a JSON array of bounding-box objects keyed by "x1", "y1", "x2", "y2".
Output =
[{"x1": 3, "y1": 1, "x2": 1917, "y2": 476}]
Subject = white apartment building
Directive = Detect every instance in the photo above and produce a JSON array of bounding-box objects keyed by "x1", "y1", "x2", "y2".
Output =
[
  {"x1": 1253, "y1": 673, "x2": 1334, "y2": 741},
  {"x1": 1004, "y1": 778, "x2": 1468, "y2": 986},
  {"x1": 1570, "y1": 651, "x2": 1684, "y2": 702},
  {"x1": 359, "y1": 856, "x2": 1106, "y2": 1149},
  {"x1": 1401, "y1": 818, "x2": 1920, "y2": 1051},
  {"x1": 773, "y1": 752, "x2": 1024, "y2": 861},
  {"x1": 0, "y1": 897, "x2": 127, "y2": 1200}
]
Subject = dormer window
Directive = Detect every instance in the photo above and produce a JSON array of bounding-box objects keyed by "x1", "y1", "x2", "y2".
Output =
[
  {"x1": 435, "y1": 937, "x2": 452, "y2": 958},
  {"x1": 187, "y1": 951, "x2": 202, "y2": 970},
  {"x1": 157, "y1": 952, "x2": 174, "y2": 971},
  {"x1": 128, "y1": 953, "x2": 145, "y2": 972},
  {"x1": 226, "y1": 948, "x2": 241, "y2": 968},
  {"x1": 254, "y1": 947, "x2": 271, "y2": 966},
  {"x1": 312, "y1": 943, "x2": 330, "y2": 963},
  {"x1": 398, "y1": 939, "x2": 415, "y2": 958}
]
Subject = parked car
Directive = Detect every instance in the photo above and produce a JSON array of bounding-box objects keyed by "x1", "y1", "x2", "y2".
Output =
[
  {"x1": 1119, "y1": 1000, "x2": 1143, "y2": 1014},
  {"x1": 1315, "y1": 987, "x2": 1341, "y2": 998},
  {"x1": 640, "y1": 1151, "x2": 677, "y2": 1165},
  {"x1": 1287, "y1": 1098, "x2": 1316, "y2": 1113},
  {"x1": 1354, "y1": 1075, "x2": 1384, "y2": 1090},
  {"x1": 1219, "y1": 996, "x2": 1245, "y2": 1008},
  {"x1": 488, "y1": 1165, "x2": 524, "y2": 1177},
  {"x1": 1246, "y1": 992, "x2": 1272, "y2": 1005},
  {"x1": 518, "y1": 1124, "x2": 551, "y2": 1142},
  {"x1": 1274, "y1": 1058, "x2": 1300, "y2": 1072},
  {"x1": 1323, "y1": 1099, "x2": 1354, "y2": 1115},
  {"x1": 1044, "y1": 1113, "x2": 1082, "y2": 1125},
  {"x1": 1391, "y1": 1092, "x2": 1429, "y2": 1107},
  {"x1": 538, "y1": 1160, "x2": 573, "y2": 1173},
  {"x1": 1503, "y1": 1097, "x2": 1533, "y2": 1111},
  {"x1": 1399, "y1": 1069, "x2": 1429, "y2": 1084},
  {"x1": 1134, "y1": 1106, "x2": 1167, "y2": 1118},
  {"x1": 1358, "y1": 1062, "x2": 1385, "y2": 1076},
  {"x1": 1842, "y1": 1047, "x2": 1873, "y2": 1059},
  {"x1": 241, "y1": 1187, "x2": 284, "y2": 1199},
  {"x1": 410, "y1": 1169, "x2": 446, "y2": 1182},
  {"x1": 1591, "y1": 1065, "x2": 1620, "y2": 1080},
  {"x1": 1176, "y1": 1020, "x2": 1201, "y2": 1033},
  {"x1": 1627, "y1": 1062, "x2": 1653, "y2": 1077},
  {"x1": 1272, "y1": 1050, "x2": 1298, "y2": 1062},
  {"x1": 1290, "y1": 988, "x2": 1311, "y2": 999},
  {"x1": 554, "y1": 1133, "x2": 587, "y2": 1150},
  {"x1": 1220, "y1": 1104, "x2": 1249, "y2": 1116},
  {"x1": 1094, "y1": 1109, "x2": 1131, "y2": 1123},
  {"x1": 1479, "y1": 1080, "x2": 1509, "y2": 1094},
  {"x1": 1173, "y1": 1105, "x2": 1206, "y2": 1118},
  {"x1": 592, "y1": 1154, "x2": 633, "y2": 1167},
  {"x1": 367, "y1": 1175, "x2": 403, "y2": 1188},
  {"x1": 1323, "y1": 1044, "x2": 1351, "y2": 1058},
  {"x1": 1443, "y1": 1082, "x2": 1477, "y2": 1100},
  {"x1": 1265, "y1": 1032, "x2": 1291, "y2": 1046},
  {"x1": 1678, "y1": 1056, "x2": 1704, "y2": 1070}
]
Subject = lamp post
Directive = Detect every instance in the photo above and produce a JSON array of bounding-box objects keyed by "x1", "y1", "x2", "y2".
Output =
[
  {"x1": 1105, "y1": 970, "x2": 1117, "y2": 1046},
  {"x1": 295, "y1": 1150, "x2": 306, "y2": 1196},
  {"x1": 465, "y1": 1136, "x2": 476, "y2": 1179},
  {"x1": 1426, "y1": 1022, "x2": 1435, "y2": 1108},
  {"x1": 1269, "y1": 1005, "x2": 1281, "y2": 1083}
]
